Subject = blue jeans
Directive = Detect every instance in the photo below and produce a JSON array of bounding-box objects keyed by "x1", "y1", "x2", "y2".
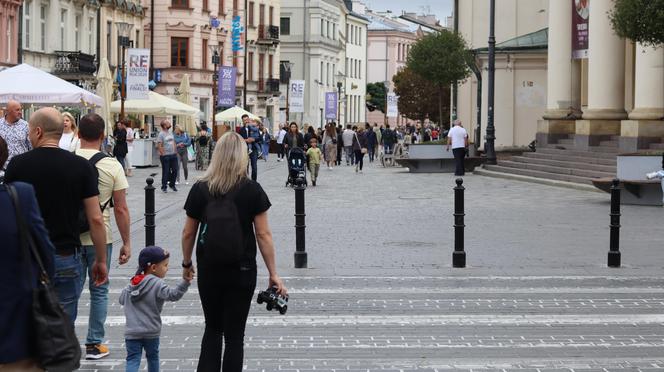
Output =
[
  {"x1": 54, "y1": 250, "x2": 83, "y2": 324},
  {"x1": 262, "y1": 143, "x2": 270, "y2": 160},
  {"x1": 126, "y1": 338, "x2": 160, "y2": 372},
  {"x1": 80, "y1": 244, "x2": 113, "y2": 345},
  {"x1": 248, "y1": 149, "x2": 258, "y2": 181},
  {"x1": 160, "y1": 154, "x2": 178, "y2": 189}
]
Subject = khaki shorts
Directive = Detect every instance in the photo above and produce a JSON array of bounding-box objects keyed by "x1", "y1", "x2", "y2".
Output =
[{"x1": 0, "y1": 359, "x2": 43, "y2": 372}]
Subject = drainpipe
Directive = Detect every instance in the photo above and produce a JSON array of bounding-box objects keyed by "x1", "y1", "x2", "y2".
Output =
[
  {"x1": 18, "y1": 4, "x2": 23, "y2": 64},
  {"x1": 96, "y1": 6, "x2": 101, "y2": 68},
  {"x1": 243, "y1": 0, "x2": 248, "y2": 109},
  {"x1": 150, "y1": 0, "x2": 154, "y2": 78},
  {"x1": 302, "y1": 0, "x2": 308, "y2": 124},
  {"x1": 452, "y1": 0, "x2": 459, "y2": 120}
]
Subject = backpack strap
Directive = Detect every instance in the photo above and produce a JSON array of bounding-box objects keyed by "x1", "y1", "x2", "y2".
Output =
[{"x1": 88, "y1": 152, "x2": 114, "y2": 210}]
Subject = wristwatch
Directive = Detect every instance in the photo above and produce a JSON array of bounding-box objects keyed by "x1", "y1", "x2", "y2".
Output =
[{"x1": 181, "y1": 261, "x2": 193, "y2": 268}]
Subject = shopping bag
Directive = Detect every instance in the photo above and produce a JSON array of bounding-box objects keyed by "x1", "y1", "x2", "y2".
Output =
[{"x1": 187, "y1": 145, "x2": 196, "y2": 161}]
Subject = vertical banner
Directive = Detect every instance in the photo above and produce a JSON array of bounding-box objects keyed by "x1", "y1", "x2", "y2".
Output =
[
  {"x1": 232, "y1": 15, "x2": 244, "y2": 52},
  {"x1": 126, "y1": 48, "x2": 150, "y2": 100},
  {"x1": 289, "y1": 80, "x2": 305, "y2": 113},
  {"x1": 325, "y1": 92, "x2": 338, "y2": 120},
  {"x1": 218, "y1": 66, "x2": 237, "y2": 107},
  {"x1": 386, "y1": 93, "x2": 399, "y2": 118},
  {"x1": 572, "y1": 0, "x2": 589, "y2": 59}
]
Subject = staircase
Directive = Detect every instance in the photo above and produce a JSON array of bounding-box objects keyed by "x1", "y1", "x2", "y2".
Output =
[{"x1": 482, "y1": 135, "x2": 618, "y2": 185}]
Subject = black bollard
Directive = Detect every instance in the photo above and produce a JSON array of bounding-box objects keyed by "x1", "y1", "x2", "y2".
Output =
[
  {"x1": 145, "y1": 177, "x2": 156, "y2": 247},
  {"x1": 607, "y1": 178, "x2": 621, "y2": 267},
  {"x1": 293, "y1": 183, "x2": 307, "y2": 268},
  {"x1": 453, "y1": 178, "x2": 466, "y2": 268}
]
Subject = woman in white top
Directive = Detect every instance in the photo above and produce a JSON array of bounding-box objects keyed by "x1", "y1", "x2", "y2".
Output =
[{"x1": 59, "y1": 112, "x2": 80, "y2": 152}]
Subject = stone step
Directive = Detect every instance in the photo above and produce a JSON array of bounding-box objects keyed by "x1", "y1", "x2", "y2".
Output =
[
  {"x1": 588, "y1": 146, "x2": 621, "y2": 154},
  {"x1": 510, "y1": 156, "x2": 616, "y2": 173},
  {"x1": 523, "y1": 152, "x2": 617, "y2": 166},
  {"x1": 610, "y1": 135, "x2": 621, "y2": 141},
  {"x1": 557, "y1": 139, "x2": 575, "y2": 146},
  {"x1": 650, "y1": 143, "x2": 664, "y2": 150},
  {"x1": 483, "y1": 165, "x2": 596, "y2": 185},
  {"x1": 537, "y1": 147, "x2": 618, "y2": 159},
  {"x1": 498, "y1": 161, "x2": 615, "y2": 179},
  {"x1": 598, "y1": 140, "x2": 619, "y2": 147}
]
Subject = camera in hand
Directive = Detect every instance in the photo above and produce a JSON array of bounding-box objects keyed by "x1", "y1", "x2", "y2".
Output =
[{"x1": 257, "y1": 286, "x2": 288, "y2": 315}]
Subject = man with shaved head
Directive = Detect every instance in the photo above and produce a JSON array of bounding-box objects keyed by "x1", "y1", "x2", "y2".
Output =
[
  {"x1": 0, "y1": 99, "x2": 32, "y2": 169},
  {"x1": 5, "y1": 107, "x2": 108, "y2": 325}
]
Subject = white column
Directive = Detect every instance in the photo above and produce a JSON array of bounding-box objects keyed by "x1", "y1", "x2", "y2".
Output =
[
  {"x1": 544, "y1": 0, "x2": 574, "y2": 119},
  {"x1": 583, "y1": 0, "x2": 626, "y2": 120},
  {"x1": 629, "y1": 43, "x2": 664, "y2": 120}
]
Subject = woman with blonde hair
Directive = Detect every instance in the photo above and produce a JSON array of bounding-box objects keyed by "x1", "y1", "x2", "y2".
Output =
[
  {"x1": 181, "y1": 132, "x2": 287, "y2": 371},
  {"x1": 59, "y1": 112, "x2": 80, "y2": 152}
]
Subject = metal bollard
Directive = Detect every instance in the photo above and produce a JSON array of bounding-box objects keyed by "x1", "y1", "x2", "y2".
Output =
[
  {"x1": 607, "y1": 178, "x2": 621, "y2": 267},
  {"x1": 145, "y1": 177, "x2": 156, "y2": 247},
  {"x1": 293, "y1": 184, "x2": 308, "y2": 268},
  {"x1": 453, "y1": 178, "x2": 466, "y2": 268}
]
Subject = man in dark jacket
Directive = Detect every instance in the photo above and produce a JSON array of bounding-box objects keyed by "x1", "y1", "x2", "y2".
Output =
[{"x1": 364, "y1": 123, "x2": 377, "y2": 162}]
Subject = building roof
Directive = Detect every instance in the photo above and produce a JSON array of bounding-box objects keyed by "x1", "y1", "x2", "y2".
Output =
[{"x1": 475, "y1": 28, "x2": 548, "y2": 53}]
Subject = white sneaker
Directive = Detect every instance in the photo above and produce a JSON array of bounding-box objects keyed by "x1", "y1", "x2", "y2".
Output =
[
  {"x1": 185, "y1": 181, "x2": 190, "y2": 185},
  {"x1": 175, "y1": 181, "x2": 180, "y2": 185}
]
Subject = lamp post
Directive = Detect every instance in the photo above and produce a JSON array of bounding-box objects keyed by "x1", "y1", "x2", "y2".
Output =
[
  {"x1": 282, "y1": 62, "x2": 294, "y2": 123},
  {"x1": 484, "y1": 0, "x2": 497, "y2": 164},
  {"x1": 383, "y1": 80, "x2": 390, "y2": 126},
  {"x1": 335, "y1": 72, "x2": 346, "y2": 127},
  {"x1": 209, "y1": 44, "x2": 221, "y2": 139},
  {"x1": 116, "y1": 22, "x2": 133, "y2": 121}
]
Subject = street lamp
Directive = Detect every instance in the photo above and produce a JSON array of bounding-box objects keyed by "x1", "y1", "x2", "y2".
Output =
[
  {"x1": 384, "y1": 80, "x2": 390, "y2": 126},
  {"x1": 209, "y1": 44, "x2": 222, "y2": 139},
  {"x1": 484, "y1": 0, "x2": 497, "y2": 164},
  {"x1": 116, "y1": 21, "x2": 133, "y2": 121},
  {"x1": 335, "y1": 72, "x2": 345, "y2": 127},
  {"x1": 281, "y1": 61, "x2": 294, "y2": 123}
]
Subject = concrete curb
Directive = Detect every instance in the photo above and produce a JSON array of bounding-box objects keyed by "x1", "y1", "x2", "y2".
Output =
[{"x1": 473, "y1": 168, "x2": 604, "y2": 193}]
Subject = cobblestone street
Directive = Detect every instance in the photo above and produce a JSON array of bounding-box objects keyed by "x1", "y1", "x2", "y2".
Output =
[{"x1": 77, "y1": 158, "x2": 664, "y2": 371}]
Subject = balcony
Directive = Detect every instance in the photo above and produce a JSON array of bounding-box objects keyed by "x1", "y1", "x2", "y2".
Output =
[
  {"x1": 258, "y1": 78, "x2": 281, "y2": 96},
  {"x1": 54, "y1": 51, "x2": 97, "y2": 79},
  {"x1": 257, "y1": 25, "x2": 280, "y2": 45}
]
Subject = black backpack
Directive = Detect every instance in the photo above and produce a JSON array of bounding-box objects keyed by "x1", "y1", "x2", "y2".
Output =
[
  {"x1": 198, "y1": 134, "x2": 210, "y2": 147},
  {"x1": 197, "y1": 185, "x2": 245, "y2": 265},
  {"x1": 78, "y1": 152, "x2": 114, "y2": 234}
]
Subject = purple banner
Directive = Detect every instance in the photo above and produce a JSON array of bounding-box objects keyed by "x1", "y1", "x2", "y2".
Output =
[
  {"x1": 218, "y1": 66, "x2": 237, "y2": 107},
  {"x1": 325, "y1": 92, "x2": 337, "y2": 120},
  {"x1": 572, "y1": 0, "x2": 589, "y2": 59}
]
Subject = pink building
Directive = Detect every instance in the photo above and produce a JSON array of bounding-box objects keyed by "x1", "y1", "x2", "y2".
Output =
[{"x1": 0, "y1": 0, "x2": 22, "y2": 67}]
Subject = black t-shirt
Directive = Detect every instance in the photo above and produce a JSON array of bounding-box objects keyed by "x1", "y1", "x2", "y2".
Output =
[
  {"x1": 4, "y1": 147, "x2": 99, "y2": 252},
  {"x1": 184, "y1": 179, "x2": 271, "y2": 268}
]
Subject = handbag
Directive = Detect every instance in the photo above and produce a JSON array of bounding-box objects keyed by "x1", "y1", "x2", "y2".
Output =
[
  {"x1": 6, "y1": 184, "x2": 82, "y2": 371},
  {"x1": 187, "y1": 145, "x2": 196, "y2": 161}
]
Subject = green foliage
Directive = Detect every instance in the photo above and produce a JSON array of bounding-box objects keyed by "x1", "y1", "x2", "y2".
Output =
[
  {"x1": 393, "y1": 67, "x2": 447, "y2": 124},
  {"x1": 407, "y1": 30, "x2": 472, "y2": 88},
  {"x1": 609, "y1": 0, "x2": 664, "y2": 47},
  {"x1": 366, "y1": 82, "x2": 387, "y2": 113}
]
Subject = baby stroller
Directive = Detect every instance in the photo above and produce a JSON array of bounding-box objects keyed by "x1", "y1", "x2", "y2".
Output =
[{"x1": 285, "y1": 147, "x2": 308, "y2": 187}]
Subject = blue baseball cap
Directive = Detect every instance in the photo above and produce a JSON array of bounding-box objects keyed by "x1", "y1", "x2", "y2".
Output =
[{"x1": 136, "y1": 246, "x2": 170, "y2": 275}]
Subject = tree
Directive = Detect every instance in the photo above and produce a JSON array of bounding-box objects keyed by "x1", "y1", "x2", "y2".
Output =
[
  {"x1": 392, "y1": 67, "x2": 446, "y2": 124},
  {"x1": 407, "y1": 30, "x2": 471, "y2": 129},
  {"x1": 609, "y1": 0, "x2": 664, "y2": 47},
  {"x1": 366, "y1": 82, "x2": 387, "y2": 113}
]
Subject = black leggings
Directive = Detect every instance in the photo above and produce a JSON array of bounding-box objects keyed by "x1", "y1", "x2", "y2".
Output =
[
  {"x1": 354, "y1": 150, "x2": 364, "y2": 170},
  {"x1": 196, "y1": 265, "x2": 257, "y2": 372}
]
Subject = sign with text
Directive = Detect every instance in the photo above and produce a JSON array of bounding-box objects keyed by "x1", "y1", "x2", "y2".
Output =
[
  {"x1": 572, "y1": 0, "x2": 589, "y2": 59},
  {"x1": 289, "y1": 80, "x2": 305, "y2": 113},
  {"x1": 218, "y1": 66, "x2": 237, "y2": 108},
  {"x1": 325, "y1": 92, "x2": 337, "y2": 120},
  {"x1": 232, "y1": 15, "x2": 244, "y2": 52},
  {"x1": 386, "y1": 93, "x2": 399, "y2": 118},
  {"x1": 126, "y1": 48, "x2": 150, "y2": 100}
]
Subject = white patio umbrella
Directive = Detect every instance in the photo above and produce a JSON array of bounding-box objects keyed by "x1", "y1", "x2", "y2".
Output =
[
  {"x1": 215, "y1": 106, "x2": 260, "y2": 123},
  {"x1": 0, "y1": 63, "x2": 103, "y2": 106},
  {"x1": 110, "y1": 91, "x2": 200, "y2": 116},
  {"x1": 177, "y1": 74, "x2": 197, "y2": 136},
  {"x1": 95, "y1": 58, "x2": 114, "y2": 135}
]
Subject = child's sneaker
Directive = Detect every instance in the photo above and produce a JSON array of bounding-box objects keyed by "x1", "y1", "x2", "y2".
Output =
[{"x1": 86, "y1": 344, "x2": 110, "y2": 360}]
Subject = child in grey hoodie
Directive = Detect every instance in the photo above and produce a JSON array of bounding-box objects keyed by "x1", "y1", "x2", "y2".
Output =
[{"x1": 119, "y1": 246, "x2": 191, "y2": 372}]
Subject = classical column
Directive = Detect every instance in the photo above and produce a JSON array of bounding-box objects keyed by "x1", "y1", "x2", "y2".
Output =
[
  {"x1": 582, "y1": 0, "x2": 626, "y2": 120},
  {"x1": 630, "y1": 44, "x2": 664, "y2": 120},
  {"x1": 619, "y1": 44, "x2": 664, "y2": 152},
  {"x1": 543, "y1": 0, "x2": 574, "y2": 119}
]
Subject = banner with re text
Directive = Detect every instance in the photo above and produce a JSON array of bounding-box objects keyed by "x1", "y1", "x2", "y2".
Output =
[
  {"x1": 289, "y1": 80, "x2": 305, "y2": 113},
  {"x1": 218, "y1": 66, "x2": 237, "y2": 108},
  {"x1": 386, "y1": 93, "x2": 399, "y2": 118},
  {"x1": 126, "y1": 48, "x2": 150, "y2": 100}
]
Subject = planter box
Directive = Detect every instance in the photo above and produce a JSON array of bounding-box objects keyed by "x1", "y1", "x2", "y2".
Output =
[
  {"x1": 598, "y1": 153, "x2": 664, "y2": 206},
  {"x1": 398, "y1": 144, "x2": 483, "y2": 173},
  {"x1": 407, "y1": 144, "x2": 455, "y2": 159}
]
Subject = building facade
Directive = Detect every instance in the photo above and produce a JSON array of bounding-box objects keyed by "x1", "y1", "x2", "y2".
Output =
[
  {"x1": 341, "y1": 5, "x2": 368, "y2": 126},
  {"x1": 244, "y1": 0, "x2": 281, "y2": 128},
  {"x1": 99, "y1": 1, "x2": 145, "y2": 79},
  {"x1": 0, "y1": 0, "x2": 22, "y2": 67},
  {"x1": 21, "y1": 0, "x2": 100, "y2": 89},
  {"x1": 457, "y1": 0, "x2": 549, "y2": 149},
  {"x1": 539, "y1": 0, "x2": 664, "y2": 152}
]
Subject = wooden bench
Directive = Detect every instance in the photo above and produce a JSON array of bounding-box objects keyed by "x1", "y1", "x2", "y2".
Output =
[
  {"x1": 592, "y1": 178, "x2": 663, "y2": 206},
  {"x1": 395, "y1": 157, "x2": 485, "y2": 173}
]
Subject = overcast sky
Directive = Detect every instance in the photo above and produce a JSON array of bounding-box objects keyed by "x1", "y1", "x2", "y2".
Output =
[{"x1": 363, "y1": 0, "x2": 454, "y2": 22}]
